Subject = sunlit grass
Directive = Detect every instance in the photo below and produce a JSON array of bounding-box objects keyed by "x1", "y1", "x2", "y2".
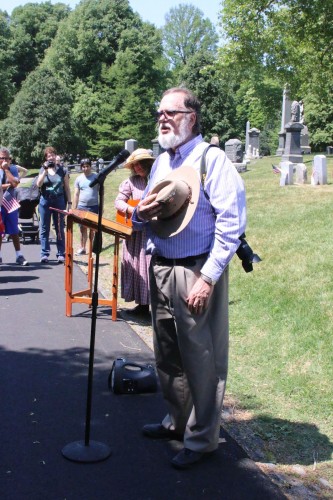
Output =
[
  {"x1": 227, "y1": 155, "x2": 333, "y2": 477},
  {"x1": 27, "y1": 157, "x2": 332, "y2": 481}
]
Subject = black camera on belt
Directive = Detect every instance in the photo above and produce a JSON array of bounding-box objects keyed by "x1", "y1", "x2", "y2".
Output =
[
  {"x1": 45, "y1": 160, "x2": 55, "y2": 169},
  {"x1": 236, "y1": 233, "x2": 262, "y2": 273}
]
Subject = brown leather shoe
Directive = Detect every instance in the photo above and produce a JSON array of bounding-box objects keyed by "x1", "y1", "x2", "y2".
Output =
[
  {"x1": 171, "y1": 448, "x2": 214, "y2": 469},
  {"x1": 142, "y1": 423, "x2": 183, "y2": 441}
]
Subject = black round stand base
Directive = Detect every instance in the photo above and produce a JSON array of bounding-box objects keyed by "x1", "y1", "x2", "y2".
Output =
[{"x1": 62, "y1": 440, "x2": 111, "y2": 463}]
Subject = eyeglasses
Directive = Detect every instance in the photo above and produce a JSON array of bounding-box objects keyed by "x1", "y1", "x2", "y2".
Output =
[
  {"x1": 155, "y1": 110, "x2": 193, "y2": 121},
  {"x1": 0, "y1": 157, "x2": 10, "y2": 160}
]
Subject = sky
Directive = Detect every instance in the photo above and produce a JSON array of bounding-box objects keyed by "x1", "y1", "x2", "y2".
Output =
[{"x1": 2, "y1": 0, "x2": 221, "y2": 28}]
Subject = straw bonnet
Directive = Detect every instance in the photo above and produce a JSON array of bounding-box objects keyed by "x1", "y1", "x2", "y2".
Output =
[
  {"x1": 149, "y1": 165, "x2": 200, "y2": 238},
  {"x1": 125, "y1": 148, "x2": 155, "y2": 169}
]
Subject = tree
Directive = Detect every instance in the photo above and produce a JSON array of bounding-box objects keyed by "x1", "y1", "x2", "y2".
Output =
[
  {"x1": 9, "y1": 2, "x2": 70, "y2": 87},
  {"x1": 87, "y1": 23, "x2": 167, "y2": 157},
  {"x1": 177, "y1": 52, "x2": 241, "y2": 144},
  {"x1": 0, "y1": 0, "x2": 168, "y2": 160},
  {"x1": 219, "y1": 0, "x2": 333, "y2": 150},
  {"x1": 0, "y1": 11, "x2": 16, "y2": 113},
  {"x1": 44, "y1": 0, "x2": 140, "y2": 84},
  {"x1": 163, "y1": 4, "x2": 218, "y2": 70},
  {"x1": 0, "y1": 67, "x2": 74, "y2": 166},
  {"x1": 234, "y1": 78, "x2": 282, "y2": 154}
]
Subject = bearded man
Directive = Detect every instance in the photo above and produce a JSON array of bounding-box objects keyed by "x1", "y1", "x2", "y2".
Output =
[{"x1": 132, "y1": 87, "x2": 247, "y2": 469}]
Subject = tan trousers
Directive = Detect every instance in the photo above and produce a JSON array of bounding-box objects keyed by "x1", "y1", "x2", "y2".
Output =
[{"x1": 149, "y1": 256, "x2": 229, "y2": 453}]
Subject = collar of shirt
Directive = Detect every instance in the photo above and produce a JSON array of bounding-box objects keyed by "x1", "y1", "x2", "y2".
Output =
[{"x1": 166, "y1": 134, "x2": 203, "y2": 168}]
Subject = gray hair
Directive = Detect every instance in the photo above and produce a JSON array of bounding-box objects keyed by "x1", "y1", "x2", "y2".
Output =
[
  {"x1": 161, "y1": 87, "x2": 201, "y2": 135},
  {"x1": 0, "y1": 146, "x2": 11, "y2": 157}
]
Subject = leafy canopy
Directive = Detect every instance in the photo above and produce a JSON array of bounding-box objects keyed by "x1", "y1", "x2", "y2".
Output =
[
  {"x1": 163, "y1": 4, "x2": 218, "y2": 69},
  {"x1": 0, "y1": 67, "x2": 73, "y2": 166}
]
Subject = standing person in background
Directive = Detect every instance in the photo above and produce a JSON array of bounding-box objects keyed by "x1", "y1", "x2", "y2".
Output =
[
  {"x1": 73, "y1": 158, "x2": 99, "y2": 255},
  {"x1": 132, "y1": 87, "x2": 247, "y2": 469},
  {"x1": 0, "y1": 157, "x2": 3, "y2": 229},
  {"x1": 0, "y1": 147, "x2": 29, "y2": 266},
  {"x1": 11, "y1": 159, "x2": 28, "y2": 179},
  {"x1": 0, "y1": 179, "x2": 3, "y2": 240},
  {"x1": 36, "y1": 146, "x2": 71, "y2": 264},
  {"x1": 17, "y1": 165, "x2": 28, "y2": 179},
  {"x1": 2, "y1": 160, "x2": 28, "y2": 244},
  {"x1": 115, "y1": 149, "x2": 155, "y2": 317}
]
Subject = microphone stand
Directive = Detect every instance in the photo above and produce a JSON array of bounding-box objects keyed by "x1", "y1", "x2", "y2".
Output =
[{"x1": 62, "y1": 177, "x2": 111, "y2": 463}]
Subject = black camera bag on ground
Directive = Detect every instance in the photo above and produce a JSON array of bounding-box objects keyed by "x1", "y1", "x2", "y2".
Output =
[{"x1": 108, "y1": 358, "x2": 158, "y2": 394}]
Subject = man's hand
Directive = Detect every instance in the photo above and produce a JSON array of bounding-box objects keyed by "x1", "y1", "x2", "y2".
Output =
[
  {"x1": 187, "y1": 277, "x2": 214, "y2": 315},
  {"x1": 1, "y1": 161, "x2": 9, "y2": 171},
  {"x1": 1, "y1": 162, "x2": 19, "y2": 187},
  {"x1": 136, "y1": 193, "x2": 162, "y2": 221}
]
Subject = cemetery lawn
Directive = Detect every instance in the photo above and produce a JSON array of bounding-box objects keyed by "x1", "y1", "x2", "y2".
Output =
[
  {"x1": 225, "y1": 155, "x2": 333, "y2": 493},
  {"x1": 65, "y1": 158, "x2": 333, "y2": 494}
]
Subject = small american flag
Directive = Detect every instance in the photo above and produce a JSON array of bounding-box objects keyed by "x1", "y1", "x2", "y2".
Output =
[
  {"x1": 2, "y1": 193, "x2": 21, "y2": 213},
  {"x1": 272, "y1": 164, "x2": 281, "y2": 175}
]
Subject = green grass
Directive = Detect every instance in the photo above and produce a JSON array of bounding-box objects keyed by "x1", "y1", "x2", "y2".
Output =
[
  {"x1": 94, "y1": 158, "x2": 333, "y2": 482},
  {"x1": 69, "y1": 160, "x2": 333, "y2": 479},
  {"x1": 24, "y1": 160, "x2": 333, "y2": 486},
  {"x1": 226, "y1": 156, "x2": 333, "y2": 481}
]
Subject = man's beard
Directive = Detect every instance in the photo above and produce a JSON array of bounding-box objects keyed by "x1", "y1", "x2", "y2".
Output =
[{"x1": 158, "y1": 116, "x2": 191, "y2": 150}]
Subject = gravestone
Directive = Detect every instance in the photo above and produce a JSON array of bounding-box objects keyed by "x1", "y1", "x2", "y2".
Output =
[
  {"x1": 311, "y1": 155, "x2": 327, "y2": 185},
  {"x1": 245, "y1": 121, "x2": 250, "y2": 155},
  {"x1": 249, "y1": 128, "x2": 260, "y2": 157},
  {"x1": 295, "y1": 163, "x2": 307, "y2": 184},
  {"x1": 281, "y1": 122, "x2": 304, "y2": 164},
  {"x1": 151, "y1": 138, "x2": 164, "y2": 157},
  {"x1": 225, "y1": 139, "x2": 243, "y2": 163},
  {"x1": 280, "y1": 161, "x2": 294, "y2": 186},
  {"x1": 125, "y1": 139, "x2": 138, "y2": 153},
  {"x1": 291, "y1": 100, "x2": 301, "y2": 122},
  {"x1": 276, "y1": 84, "x2": 291, "y2": 156},
  {"x1": 301, "y1": 125, "x2": 311, "y2": 154},
  {"x1": 245, "y1": 145, "x2": 252, "y2": 161}
]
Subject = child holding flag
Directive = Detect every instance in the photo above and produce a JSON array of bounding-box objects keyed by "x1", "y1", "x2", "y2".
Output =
[{"x1": 0, "y1": 147, "x2": 29, "y2": 266}]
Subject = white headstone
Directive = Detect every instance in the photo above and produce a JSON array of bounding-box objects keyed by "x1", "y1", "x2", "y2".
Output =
[
  {"x1": 295, "y1": 163, "x2": 307, "y2": 184},
  {"x1": 280, "y1": 84, "x2": 291, "y2": 132},
  {"x1": 244, "y1": 145, "x2": 251, "y2": 161},
  {"x1": 245, "y1": 121, "x2": 250, "y2": 153},
  {"x1": 280, "y1": 161, "x2": 294, "y2": 185},
  {"x1": 312, "y1": 155, "x2": 327, "y2": 185}
]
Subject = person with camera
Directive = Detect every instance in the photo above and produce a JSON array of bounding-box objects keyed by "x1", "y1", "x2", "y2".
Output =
[
  {"x1": 132, "y1": 87, "x2": 247, "y2": 469},
  {"x1": 72, "y1": 158, "x2": 99, "y2": 255},
  {"x1": 0, "y1": 147, "x2": 29, "y2": 266},
  {"x1": 36, "y1": 146, "x2": 71, "y2": 263}
]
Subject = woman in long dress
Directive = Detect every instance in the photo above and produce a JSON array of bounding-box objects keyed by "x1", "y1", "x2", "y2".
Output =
[{"x1": 115, "y1": 149, "x2": 154, "y2": 317}]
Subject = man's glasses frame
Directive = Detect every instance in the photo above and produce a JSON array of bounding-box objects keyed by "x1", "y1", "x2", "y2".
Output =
[
  {"x1": 0, "y1": 157, "x2": 10, "y2": 160},
  {"x1": 155, "y1": 109, "x2": 193, "y2": 121}
]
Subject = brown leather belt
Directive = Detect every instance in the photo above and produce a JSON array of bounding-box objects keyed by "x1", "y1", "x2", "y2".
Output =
[{"x1": 152, "y1": 253, "x2": 208, "y2": 267}]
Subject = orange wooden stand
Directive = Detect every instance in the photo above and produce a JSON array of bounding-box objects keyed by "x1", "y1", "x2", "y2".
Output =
[{"x1": 65, "y1": 209, "x2": 132, "y2": 321}]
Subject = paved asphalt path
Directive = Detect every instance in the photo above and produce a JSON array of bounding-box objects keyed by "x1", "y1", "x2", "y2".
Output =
[{"x1": 0, "y1": 239, "x2": 286, "y2": 500}]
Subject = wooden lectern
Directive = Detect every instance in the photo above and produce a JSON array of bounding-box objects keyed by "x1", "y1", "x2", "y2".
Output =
[{"x1": 65, "y1": 209, "x2": 132, "y2": 321}]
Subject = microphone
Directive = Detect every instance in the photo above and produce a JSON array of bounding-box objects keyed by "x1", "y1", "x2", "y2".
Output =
[{"x1": 89, "y1": 149, "x2": 130, "y2": 187}]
